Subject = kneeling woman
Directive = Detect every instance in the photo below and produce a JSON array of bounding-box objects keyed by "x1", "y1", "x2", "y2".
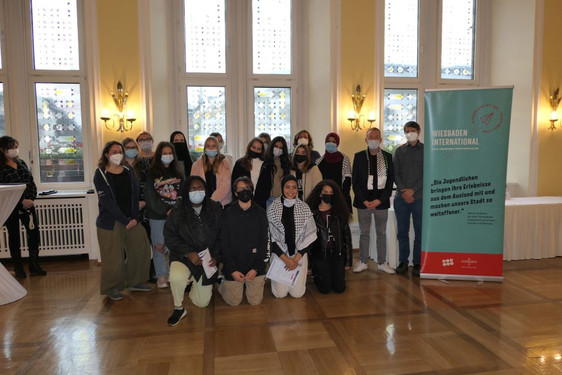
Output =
[
  {"x1": 267, "y1": 175, "x2": 317, "y2": 299},
  {"x1": 306, "y1": 180, "x2": 352, "y2": 293},
  {"x1": 164, "y1": 176, "x2": 222, "y2": 326}
]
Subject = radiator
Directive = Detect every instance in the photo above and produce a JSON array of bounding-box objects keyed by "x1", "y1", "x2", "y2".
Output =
[{"x1": 0, "y1": 195, "x2": 94, "y2": 258}]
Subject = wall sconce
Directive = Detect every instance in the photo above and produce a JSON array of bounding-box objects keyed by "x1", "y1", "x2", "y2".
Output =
[
  {"x1": 100, "y1": 81, "x2": 136, "y2": 132},
  {"x1": 347, "y1": 85, "x2": 376, "y2": 131},
  {"x1": 549, "y1": 87, "x2": 560, "y2": 130}
]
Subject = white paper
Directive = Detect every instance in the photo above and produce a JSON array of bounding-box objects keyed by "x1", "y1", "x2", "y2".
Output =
[
  {"x1": 198, "y1": 248, "x2": 217, "y2": 279},
  {"x1": 266, "y1": 255, "x2": 301, "y2": 287}
]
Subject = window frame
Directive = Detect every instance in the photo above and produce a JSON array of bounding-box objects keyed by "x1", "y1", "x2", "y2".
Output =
[
  {"x1": 380, "y1": 0, "x2": 489, "y2": 147},
  {"x1": 20, "y1": 0, "x2": 91, "y2": 189},
  {"x1": 173, "y1": 0, "x2": 302, "y2": 159}
]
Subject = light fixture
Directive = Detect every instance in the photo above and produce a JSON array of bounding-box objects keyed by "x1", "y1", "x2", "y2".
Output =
[
  {"x1": 100, "y1": 81, "x2": 136, "y2": 132},
  {"x1": 347, "y1": 85, "x2": 376, "y2": 131},
  {"x1": 549, "y1": 87, "x2": 560, "y2": 130}
]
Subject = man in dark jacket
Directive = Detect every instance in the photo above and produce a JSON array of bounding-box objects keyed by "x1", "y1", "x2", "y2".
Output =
[
  {"x1": 351, "y1": 127, "x2": 395, "y2": 274},
  {"x1": 218, "y1": 176, "x2": 269, "y2": 306}
]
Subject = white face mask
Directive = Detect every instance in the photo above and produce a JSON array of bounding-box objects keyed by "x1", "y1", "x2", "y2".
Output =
[
  {"x1": 367, "y1": 140, "x2": 380, "y2": 150},
  {"x1": 283, "y1": 198, "x2": 296, "y2": 208},
  {"x1": 109, "y1": 153, "x2": 123, "y2": 165},
  {"x1": 5, "y1": 148, "x2": 19, "y2": 158},
  {"x1": 273, "y1": 147, "x2": 283, "y2": 157},
  {"x1": 406, "y1": 132, "x2": 419, "y2": 142},
  {"x1": 189, "y1": 190, "x2": 206, "y2": 205},
  {"x1": 161, "y1": 155, "x2": 174, "y2": 165},
  {"x1": 297, "y1": 138, "x2": 309, "y2": 146}
]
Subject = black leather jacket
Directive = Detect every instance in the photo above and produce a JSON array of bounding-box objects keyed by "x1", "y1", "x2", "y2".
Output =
[{"x1": 310, "y1": 210, "x2": 352, "y2": 267}]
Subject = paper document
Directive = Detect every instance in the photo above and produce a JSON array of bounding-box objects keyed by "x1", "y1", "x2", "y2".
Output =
[
  {"x1": 266, "y1": 255, "x2": 301, "y2": 287},
  {"x1": 198, "y1": 248, "x2": 217, "y2": 278}
]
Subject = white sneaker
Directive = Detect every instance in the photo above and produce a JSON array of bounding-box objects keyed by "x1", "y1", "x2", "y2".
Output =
[
  {"x1": 353, "y1": 262, "x2": 368, "y2": 273},
  {"x1": 157, "y1": 276, "x2": 169, "y2": 289},
  {"x1": 377, "y1": 263, "x2": 396, "y2": 274}
]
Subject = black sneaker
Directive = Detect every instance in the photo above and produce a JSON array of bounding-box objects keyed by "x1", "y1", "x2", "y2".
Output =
[
  {"x1": 395, "y1": 262, "x2": 408, "y2": 275},
  {"x1": 412, "y1": 264, "x2": 421, "y2": 277},
  {"x1": 167, "y1": 308, "x2": 187, "y2": 327}
]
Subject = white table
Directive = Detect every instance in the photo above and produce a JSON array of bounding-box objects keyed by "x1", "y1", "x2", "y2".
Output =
[
  {"x1": 0, "y1": 184, "x2": 28, "y2": 305},
  {"x1": 503, "y1": 196, "x2": 562, "y2": 260},
  {"x1": 367, "y1": 196, "x2": 562, "y2": 267}
]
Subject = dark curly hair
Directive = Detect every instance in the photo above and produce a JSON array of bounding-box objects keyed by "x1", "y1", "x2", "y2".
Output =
[{"x1": 306, "y1": 179, "x2": 351, "y2": 222}]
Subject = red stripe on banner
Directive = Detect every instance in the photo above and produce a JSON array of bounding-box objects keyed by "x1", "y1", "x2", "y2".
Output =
[{"x1": 420, "y1": 252, "x2": 503, "y2": 276}]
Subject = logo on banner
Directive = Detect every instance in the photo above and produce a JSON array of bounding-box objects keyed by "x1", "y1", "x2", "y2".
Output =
[
  {"x1": 472, "y1": 104, "x2": 503, "y2": 134},
  {"x1": 442, "y1": 258, "x2": 454, "y2": 267}
]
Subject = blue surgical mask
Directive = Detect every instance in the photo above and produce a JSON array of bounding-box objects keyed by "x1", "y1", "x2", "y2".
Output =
[
  {"x1": 189, "y1": 190, "x2": 206, "y2": 204},
  {"x1": 161, "y1": 155, "x2": 174, "y2": 165},
  {"x1": 325, "y1": 142, "x2": 338, "y2": 153},
  {"x1": 124, "y1": 149, "x2": 138, "y2": 158},
  {"x1": 205, "y1": 149, "x2": 218, "y2": 158}
]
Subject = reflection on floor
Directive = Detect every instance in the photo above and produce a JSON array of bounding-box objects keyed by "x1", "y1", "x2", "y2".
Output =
[{"x1": 1, "y1": 256, "x2": 562, "y2": 374}]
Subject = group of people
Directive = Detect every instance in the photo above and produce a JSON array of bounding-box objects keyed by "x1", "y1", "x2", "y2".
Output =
[{"x1": 0, "y1": 121, "x2": 424, "y2": 328}]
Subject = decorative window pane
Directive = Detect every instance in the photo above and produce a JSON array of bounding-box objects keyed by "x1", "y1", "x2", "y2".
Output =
[
  {"x1": 384, "y1": 0, "x2": 418, "y2": 78},
  {"x1": 31, "y1": 0, "x2": 80, "y2": 70},
  {"x1": 185, "y1": 0, "x2": 226, "y2": 73},
  {"x1": 382, "y1": 88, "x2": 417, "y2": 152},
  {"x1": 187, "y1": 86, "x2": 226, "y2": 152},
  {"x1": 252, "y1": 0, "x2": 291, "y2": 74},
  {"x1": 0, "y1": 83, "x2": 5, "y2": 136},
  {"x1": 35, "y1": 83, "x2": 84, "y2": 183},
  {"x1": 254, "y1": 87, "x2": 291, "y2": 142},
  {"x1": 441, "y1": 0, "x2": 475, "y2": 80}
]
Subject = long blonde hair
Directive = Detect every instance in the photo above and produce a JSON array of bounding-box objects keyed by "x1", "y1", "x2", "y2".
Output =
[{"x1": 202, "y1": 136, "x2": 225, "y2": 173}]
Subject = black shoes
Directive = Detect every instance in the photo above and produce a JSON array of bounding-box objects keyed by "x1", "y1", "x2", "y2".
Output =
[
  {"x1": 395, "y1": 262, "x2": 408, "y2": 275},
  {"x1": 167, "y1": 308, "x2": 187, "y2": 326},
  {"x1": 412, "y1": 264, "x2": 421, "y2": 277},
  {"x1": 29, "y1": 260, "x2": 47, "y2": 276},
  {"x1": 14, "y1": 264, "x2": 27, "y2": 278}
]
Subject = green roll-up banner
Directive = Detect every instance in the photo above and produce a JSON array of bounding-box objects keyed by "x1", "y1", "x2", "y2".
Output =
[{"x1": 422, "y1": 87, "x2": 513, "y2": 281}]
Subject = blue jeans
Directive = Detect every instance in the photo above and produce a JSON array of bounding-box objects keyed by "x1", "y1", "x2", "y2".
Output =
[
  {"x1": 149, "y1": 219, "x2": 169, "y2": 278},
  {"x1": 393, "y1": 194, "x2": 422, "y2": 265}
]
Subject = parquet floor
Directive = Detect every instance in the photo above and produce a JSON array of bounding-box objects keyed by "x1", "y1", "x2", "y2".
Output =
[{"x1": 2, "y1": 255, "x2": 562, "y2": 375}]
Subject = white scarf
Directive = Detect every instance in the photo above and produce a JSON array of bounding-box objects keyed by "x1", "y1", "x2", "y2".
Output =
[{"x1": 267, "y1": 197, "x2": 317, "y2": 255}]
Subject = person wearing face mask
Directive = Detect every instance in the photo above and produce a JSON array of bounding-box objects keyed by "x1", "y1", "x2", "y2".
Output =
[
  {"x1": 170, "y1": 131, "x2": 193, "y2": 177},
  {"x1": 291, "y1": 144, "x2": 323, "y2": 201},
  {"x1": 267, "y1": 175, "x2": 317, "y2": 298},
  {"x1": 306, "y1": 180, "x2": 352, "y2": 294},
  {"x1": 164, "y1": 176, "x2": 222, "y2": 326},
  {"x1": 351, "y1": 127, "x2": 395, "y2": 274},
  {"x1": 231, "y1": 138, "x2": 269, "y2": 209},
  {"x1": 218, "y1": 177, "x2": 268, "y2": 306},
  {"x1": 0, "y1": 136, "x2": 46, "y2": 278},
  {"x1": 258, "y1": 132, "x2": 271, "y2": 151},
  {"x1": 263, "y1": 136, "x2": 292, "y2": 209},
  {"x1": 191, "y1": 136, "x2": 232, "y2": 207},
  {"x1": 209, "y1": 132, "x2": 234, "y2": 171},
  {"x1": 316, "y1": 132, "x2": 352, "y2": 212},
  {"x1": 93, "y1": 141, "x2": 152, "y2": 301},
  {"x1": 144, "y1": 142, "x2": 184, "y2": 288},
  {"x1": 393, "y1": 121, "x2": 424, "y2": 277},
  {"x1": 292, "y1": 130, "x2": 321, "y2": 164}
]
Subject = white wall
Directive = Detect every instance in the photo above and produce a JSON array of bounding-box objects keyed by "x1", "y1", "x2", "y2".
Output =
[{"x1": 489, "y1": 0, "x2": 537, "y2": 196}]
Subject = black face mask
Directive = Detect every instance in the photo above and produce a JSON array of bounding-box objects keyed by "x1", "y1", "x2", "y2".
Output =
[
  {"x1": 294, "y1": 155, "x2": 307, "y2": 164},
  {"x1": 173, "y1": 142, "x2": 189, "y2": 160},
  {"x1": 237, "y1": 189, "x2": 253, "y2": 203},
  {"x1": 320, "y1": 194, "x2": 333, "y2": 204},
  {"x1": 248, "y1": 150, "x2": 261, "y2": 159}
]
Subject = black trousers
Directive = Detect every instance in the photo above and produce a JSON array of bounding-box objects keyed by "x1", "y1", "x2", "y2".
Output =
[
  {"x1": 4, "y1": 206, "x2": 40, "y2": 263},
  {"x1": 311, "y1": 253, "x2": 346, "y2": 294}
]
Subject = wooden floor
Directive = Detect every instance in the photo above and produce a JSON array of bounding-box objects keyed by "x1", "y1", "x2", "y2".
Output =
[{"x1": 2, "y1": 255, "x2": 562, "y2": 375}]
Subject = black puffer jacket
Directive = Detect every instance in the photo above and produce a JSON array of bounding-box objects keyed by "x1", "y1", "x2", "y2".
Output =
[
  {"x1": 164, "y1": 198, "x2": 223, "y2": 285},
  {"x1": 310, "y1": 210, "x2": 352, "y2": 267}
]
